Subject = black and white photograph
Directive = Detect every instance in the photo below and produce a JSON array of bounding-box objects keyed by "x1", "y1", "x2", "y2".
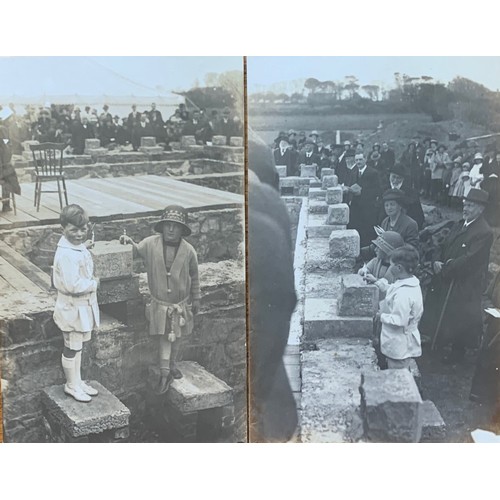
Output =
[
  {"x1": 247, "y1": 56, "x2": 500, "y2": 443},
  {"x1": 0, "y1": 56, "x2": 246, "y2": 443}
]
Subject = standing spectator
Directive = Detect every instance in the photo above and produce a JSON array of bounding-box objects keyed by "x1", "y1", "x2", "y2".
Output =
[
  {"x1": 218, "y1": 108, "x2": 237, "y2": 145},
  {"x1": 481, "y1": 161, "x2": 500, "y2": 227},
  {"x1": 178, "y1": 103, "x2": 189, "y2": 121},
  {"x1": 420, "y1": 189, "x2": 493, "y2": 363},
  {"x1": 469, "y1": 152, "x2": 485, "y2": 188},
  {"x1": 297, "y1": 139, "x2": 321, "y2": 176},
  {"x1": 128, "y1": 105, "x2": 142, "y2": 151},
  {"x1": 113, "y1": 116, "x2": 127, "y2": 145},
  {"x1": 273, "y1": 139, "x2": 298, "y2": 177},
  {"x1": 337, "y1": 140, "x2": 355, "y2": 185},
  {"x1": 288, "y1": 129, "x2": 297, "y2": 150},
  {"x1": 99, "y1": 104, "x2": 112, "y2": 124},
  {"x1": 401, "y1": 142, "x2": 420, "y2": 192},
  {"x1": 379, "y1": 141, "x2": 396, "y2": 175},
  {"x1": 297, "y1": 131, "x2": 307, "y2": 150},
  {"x1": 430, "y1": 144, "x2": 449, "y2": 202},
  {"x1": 346, "y1": 153, "x2": 381, "y2": 247},
  {"x1": 71, "y1": 117, "x2": 94, "y2": 155},
  {"x1": 423, "y1": 139, "x2": 438, "y2": 198},
  {"x1": 0, "y1": 126, "x2": 21, "y2": 212},
  {"x1": 148, "y1": 102, "x2": 164, "y2": 143}
]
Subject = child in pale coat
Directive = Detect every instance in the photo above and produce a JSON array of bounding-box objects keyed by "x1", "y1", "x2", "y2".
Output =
[
  {"x1": 376, "y1": 245, "x2": 423, "y2": 370},
  {"x1": 53, "y1": 204, "x2": 100, "y2": 402}
]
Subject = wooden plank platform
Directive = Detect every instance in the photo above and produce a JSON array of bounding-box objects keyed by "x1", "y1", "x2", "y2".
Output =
[{"x1": 0, "y1": 175, "x2": 243, "y2": 230}]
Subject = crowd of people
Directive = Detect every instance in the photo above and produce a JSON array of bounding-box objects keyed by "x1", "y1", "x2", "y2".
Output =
[
  {"x1": 270, "y1": 129, "x2": 500, "y2": 423},
  {"x1": 0, "y1": 102, "x2": 243, "y2": 155}
]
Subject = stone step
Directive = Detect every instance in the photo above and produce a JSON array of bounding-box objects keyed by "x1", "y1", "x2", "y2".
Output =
[
  {"x1": 300, "y1": 338, "x2": 378, "y2": 443},
  {"x1": 420, "y1": 400, "x2": 446, "y2": 442},
  {"x1": 305, "y1": 238, "x2": 356, "y2": 274},
  {"x1": 360, "y1": 369, "x2": 423, "y2": 443},
  {"x1": 303, "y1": 297, "x2": 374, "y2": 340},
  {"x1": 41, "y1": 381, "x2": 131, "y2": 442}
]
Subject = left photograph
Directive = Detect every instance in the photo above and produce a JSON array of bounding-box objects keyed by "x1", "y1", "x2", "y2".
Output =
[{"x1": 0, "y1": 56, "x2": 246, "y2": 442}]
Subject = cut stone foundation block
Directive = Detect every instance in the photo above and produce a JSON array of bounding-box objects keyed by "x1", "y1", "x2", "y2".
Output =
[
  {"x1": 339, "y1": 274, "x2": 379, "y2": 317},
  {"x1": 97, "y1": 275, "x2": 140, "y2": 305},
  {"x1": 420, "y1": 400, "x2": 446, "y2": 442},
  {"x1": 300, "y1": 165, "x2": 317, "y2": 178},
  {"x1": 326, "y1": 203, "x2": 349, "y2": 225},
  {"x1": 309, "y1": 180, "x2": 321, "y2": 188},
  {"x1": 360, "y1": 369, "x2": 423, "y2": 443},
  {"x1": 322, "y1": 175, "x2": 339, "y2": 189},
  {"x1": 229, "y1": 136, "x2": 243, "y2": 147},
  {"x1": 275, "y1": 165, "x2": 287, "y2": 178},
  {"x1": 320, "y1": 168, "x2": 334, "y2": 180},
  {"x1": 303, "y1": 297, "x2": 374, "y2": 340},
  {"x1": 329, "y1": 229, "x2": 360, "y2": 259},
  {"x1": 308, "y1": 187, "x2": 326, "y2": 200},
  {"x1": 139, "y1": 146, "x2": 163, "y2": 155},
  {"x1": 306, "y1": 238, "x2": 357, "y2": 273},
  {"x1": 308, "y1": 200, "x2": 328, "y2": 214},
  {"x1": 41, "y1": 381, "x2": 130, "y2": 442},
  {"x1": 86, "y1": 147, "x2": 108, "y2": 156},
  {"x1": 85, "y1": 138, "x2": 101, "y2": 150},
  {"x1": 326, "y1": 186, "x2": 343, "y2": 205},
  {"x1": 140, "y1": 136, "x2": 156, "y2": 147},
  {"x1": 181, "y1": 136, "x2": 196, "y2": 148},
  {"x1": 212, "y1": 135, "x2": 227, "y2": 146},
  {"x1": 307, "y1": 224, "x2": 347, "y2": 238},
  {"x1": 279, "y1": 176, "x2": 310, "y2": 196},
  {"x1": 90, "y1": 240, "x2": 133, "y2": 280}
]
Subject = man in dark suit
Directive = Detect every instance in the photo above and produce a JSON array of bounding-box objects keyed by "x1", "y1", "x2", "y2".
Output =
[
  {"x1": 127, "y1": 104, "x2": 142, "y2": 151},
  {"x1": 420, "y1": 189, "x2": 493, "y2": 363},
  {"x1": 71, "y1": 117, "x2": 94, "y2": 155},
  {"x1": 182, "y1": 110, "x2": 213, "y2": 144},
  {"x1": 336, "y1": 140, "x2": 355, "y2": 185},
  {"x1": 346, "y1": 153, "x2": 382, "y2": 247},
  {"x1": 148, "y1": 102, "x2": 164, "y2": 142},
  {"x1": 273, "y1": 139, "x2": 298, "y2": 177},
  {"x1": 297, "y1": 139, "x2": 321, "y2": 176}
]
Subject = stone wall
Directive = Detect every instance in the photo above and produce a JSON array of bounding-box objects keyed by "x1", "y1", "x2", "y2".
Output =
[
  {"x1": 0, "y1": 208, "x2": 244, "y2": 273},
  {"x1": 0, "y1": 260, "x2": 246, "y2": 442}
]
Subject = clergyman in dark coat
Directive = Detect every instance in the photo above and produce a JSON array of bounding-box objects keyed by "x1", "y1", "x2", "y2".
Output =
[{"x1": 420, "y1": 189, "x2": 493, "y2": 362}]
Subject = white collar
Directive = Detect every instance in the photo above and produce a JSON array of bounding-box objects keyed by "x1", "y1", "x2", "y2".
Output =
[
  {"x1": 57, "y1": 235, "x2": 85, "y2": 252},
  {"x1": 391, "y1": 276, "x2": 419, "y2": 289},
  {"x1": 358, "y1": 165, "x2": 367, "y2": 175}
]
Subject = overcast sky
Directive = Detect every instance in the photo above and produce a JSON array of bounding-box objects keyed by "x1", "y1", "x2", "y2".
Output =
[{"x1": 247, "y1": 57, "x2": 500, "y2": 93}]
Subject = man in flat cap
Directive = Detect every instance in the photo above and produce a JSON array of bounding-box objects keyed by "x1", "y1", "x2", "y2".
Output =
[{"x1": 420, "y1": 189, "x2": 493, "y2": 363}]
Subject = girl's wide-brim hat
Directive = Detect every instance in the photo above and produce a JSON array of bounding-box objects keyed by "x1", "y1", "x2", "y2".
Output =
[
  {"x1": 372, "y1": 230, "x2": 404, "y2": 256},
  {"x1": 154, "y1": 205, "x2": 191, "y2": 235}
]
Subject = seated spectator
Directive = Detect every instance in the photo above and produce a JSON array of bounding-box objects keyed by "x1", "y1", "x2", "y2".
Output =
[
  {"x1": 182, "y1": 109, "x2": 212, "y2": 145},
  {"x1": 71, "y1": 117, "x2": 94, "y2": 155},
  {"x1": 178, "y1": 103, "x2": 189, "y2": 121},
  {"x1": 273, "y1": 139, "x2": 298, "y2": 177},
  {"x1": 380, "y1": 188, "x2": 420, "y2": 250},
  {"x1": 0, "y1": 126, "x2": 21, "y2": 212},
  {"x1": 218, "y1": 108, "x2": 238, "y2": 144}
]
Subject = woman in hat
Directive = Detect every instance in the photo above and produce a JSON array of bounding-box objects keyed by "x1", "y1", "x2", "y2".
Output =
[
  {"x1": 430, "y1": 144, "x2": 450, "y2": 202},
  {"x1": 380, "y1": 188, "x2": 420, "y2": 250},
  {"x1": 120, "y1": 205, "x2": 200, "y2": 394}
]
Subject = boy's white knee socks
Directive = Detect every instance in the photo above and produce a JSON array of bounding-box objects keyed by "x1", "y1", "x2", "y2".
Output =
[
  {"x1": 74, "y1": 351, "x2": 98, "y2": 396},
  {"x1": 61, "y1": 354, "x2": 91, "y2": 402}
]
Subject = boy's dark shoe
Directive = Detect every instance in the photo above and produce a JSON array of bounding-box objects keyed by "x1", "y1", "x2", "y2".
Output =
[
  {"x1": 170, "y1": 366, "x2": 183, "y2": 379},
  {"x1": 2, "y1": 203, "x2": 12, "y2": 212},
  {"x1": 157, "y1": 370, "x2": 173, "y2": 395}
]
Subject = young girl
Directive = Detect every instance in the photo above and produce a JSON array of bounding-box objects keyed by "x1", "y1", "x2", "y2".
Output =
[
  {"x1": 376, "y1": 245, "x2": 423, "y2": 370},
  {"x1": 53, "y1": 204, "x2": 100, "y2": 402},
  {"x1": 120, "y1": 205, "x2": 200, "y2": 394}
]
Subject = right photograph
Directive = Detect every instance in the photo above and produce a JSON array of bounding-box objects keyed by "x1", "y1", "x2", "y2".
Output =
[{"x1": 247, "y1": 56, "x2": 500, "y2": 443}]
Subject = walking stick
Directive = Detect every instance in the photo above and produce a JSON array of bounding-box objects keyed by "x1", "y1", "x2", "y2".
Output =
[{"x1": 431, "y1": 278, "x2": 455, "y2": 351}]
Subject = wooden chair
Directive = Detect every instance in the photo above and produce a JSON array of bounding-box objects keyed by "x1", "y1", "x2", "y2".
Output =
[{"x1": 30, "y1": 142, "x2": 68, "y2": 212}]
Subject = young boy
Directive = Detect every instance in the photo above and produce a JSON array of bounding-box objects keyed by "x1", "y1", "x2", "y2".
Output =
[
  {"x1": 376, "y1": 245, "x2": 423, "y2": 370},
  {"x1": 53, "y1": 204, "x2": 100, "y2": 402},
  {"x1": 120, "y1": 205, "x2": 200, "y2": 394}
]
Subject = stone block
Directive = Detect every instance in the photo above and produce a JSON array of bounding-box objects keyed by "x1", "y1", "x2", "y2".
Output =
[
  {"x1": 309, "y1": 187, "x2": 326, "y2": 200},
  {"x1": 308, "y1": 200, "x2": 328, "y2": 214},
  {"x1": 279, "y1": 176, "x2": 310, "y2": 196},
  {"x1": 181, "y1": 136, "x2": 197, "y2": 148},
  {"x1": 41, "y1": 381, "x2": 130, "y2": 439},
  {"x1": 97, "y1": 275, "x2": 140, "y2": 304},
  {"x1": 90, "y1": 241, "x2": 133, "y2": 280},
  {"x1": 326, "y1": 186, "x2": 343, "y2": 205},
  {"x1": 307, "y1": 225, "x2": 340, "y2": 238},
  {"x1": 322, "y1": 174, "x2": 339, "y2": 189},
  {"x1": 300, "y1": 165, "x2": 317, "y2": 178},
  {"x1": 85, "y1": 138, "x2": 101, "y2": 150},
  {"x1": 229, "y1": 137, "x2": 243, "y2": 147},
  {"x1": 306, "y1": 238, "x2": 356, "y2": 274},
  {"x1": 22, "y1": 151, "x2": 33, "y2": 161},
  {"x1": 139, "y1": 146, "x2": 163, "y2": 155},
  {"x1": 326, "y1": 203, "x2": 350, "y2": 225},
  {"x1": 420, "y1": 400, "x2": 446, "y2": 442},
  {"x1": 275, "y1": 165, "x2": 287, "y2": 178},
  {"x1": 170, "y1": 141, "x2": 181, "y2": 150},
  {"x1": 320, "y1": 168, "x2": 334, "y2": 180},
  {"x1": 304, "y1": 298, "x2": 374, "y2": 340},
  {"x1": 166, "y1": 361, "x2": 233, "y2": 413},
  {"x1": 339, "y1": 274, "x2": 379, "y2": 317},
  {"x1": 360, "y1": 369, "x2": 423, "y2": 443},
  {"x1": 85, "y1": 147, "x2": 108, "y2": 156},
  {"x1": 309, "y1": 180, "x2": 321, "y2": 188},
  {"x1": 212, "y1": 135, "x2": 227, "y2": 146},
  {"x1": 329, "y1": 229, "x2": 359, "y2": 258},
  {"x1": 140, "y1": 136, "x2": 156, "y2": 147}
]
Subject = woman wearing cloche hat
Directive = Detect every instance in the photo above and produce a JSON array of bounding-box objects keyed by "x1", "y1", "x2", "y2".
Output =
[{"x1": 120, "y1": 205, "x2": 200, "y2": 394}]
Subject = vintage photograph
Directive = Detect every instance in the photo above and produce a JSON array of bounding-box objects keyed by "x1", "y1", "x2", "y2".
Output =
[
  {"x1": 0, "y1": 56, "x2": 246, "y2": 442},
  {"x1": 247, "y1": 56, "x2": 500, "y2": 442}
]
